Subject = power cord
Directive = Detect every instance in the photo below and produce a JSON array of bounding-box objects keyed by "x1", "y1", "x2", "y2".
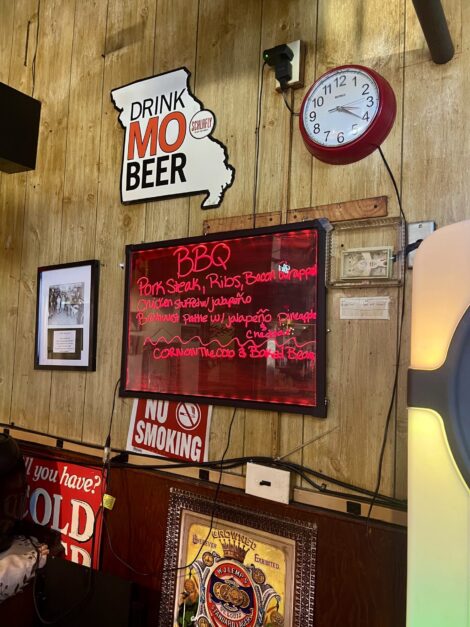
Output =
[
  {"x1": 102, "y1": 408, "x2": 238, "y2": 578},
  {"x1": 366, "y1": 146, "x2": 408, "y2": 525},
  {"x1": 252, "y1": 61, "x2": 266, "y2": 228},
  {"x1": 32, "y1": 380, "x2": 118, "y2": 623},
  {"x1": 281, "y1": 89, "x2": 300, "y2": 116}
]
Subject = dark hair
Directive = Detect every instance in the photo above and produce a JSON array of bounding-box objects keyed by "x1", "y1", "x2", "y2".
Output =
[
  {"x1": 0, "y1": 434, "x2": 23, "y2": 473},
  {"x1": 0, "y1": 434, "x2": 27, "y2": 552}
]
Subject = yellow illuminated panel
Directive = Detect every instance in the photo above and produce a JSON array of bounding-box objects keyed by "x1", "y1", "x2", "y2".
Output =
[
  {"x1": 410, "y1": 220, "x2": 470, "y2": 370},
  {"x1": 408, "y1": 408, "x2": 470, "y2": 626}
]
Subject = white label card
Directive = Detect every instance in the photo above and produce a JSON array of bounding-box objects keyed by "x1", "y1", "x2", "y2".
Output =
[
  {"x1": 340, "y1": 296, "x2": 391, "y2": 320},
  {"x1": 52, "y1": 329, "x2": 77, "y2": 353}
]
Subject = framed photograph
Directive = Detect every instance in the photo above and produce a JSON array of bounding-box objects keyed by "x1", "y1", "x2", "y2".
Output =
[
  {"x1": 340, "y1": 246, "x2": 393, "y2": 280},
  {"x1": 159, "y1": 489, "x2": 317, "y2": 626},
  {"x1": 121, "y1": 221, "x2": 327, "y2": 417},
  {"x1": 34, "y1": 260, "x2": 99, "y2": 370},
  {"x1": 327, "y1": 217, "x2": 405, "y2": 288}
]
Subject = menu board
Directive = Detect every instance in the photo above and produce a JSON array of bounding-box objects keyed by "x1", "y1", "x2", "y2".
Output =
[{"x1": 120, "y1": 222, "x2": 326, "y2": 416}]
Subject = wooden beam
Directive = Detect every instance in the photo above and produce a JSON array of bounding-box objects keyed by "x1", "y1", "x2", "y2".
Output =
[{"x1": 287, "y1": 196, "x2": 388, "y2": 223}]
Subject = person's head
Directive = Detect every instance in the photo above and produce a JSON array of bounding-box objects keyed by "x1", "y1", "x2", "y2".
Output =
[
  {"x1": 184, "y1": 579, "x2": 196, "y2": 593},
  {"x1": 0, "y1": 434, "x2": 27, "y2": 552}
]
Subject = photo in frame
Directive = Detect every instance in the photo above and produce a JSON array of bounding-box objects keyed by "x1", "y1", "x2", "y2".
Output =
[
  {"x1": 34, "y1": 260, "x2": 99, "y2": 370},
  {"x1": 159, "y1": 489, "x2": 317, "y2": 626}
]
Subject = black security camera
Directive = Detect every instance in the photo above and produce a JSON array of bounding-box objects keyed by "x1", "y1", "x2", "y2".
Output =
[{"x1": 262, "y1": 44, "x2": 294, "y2": 90}]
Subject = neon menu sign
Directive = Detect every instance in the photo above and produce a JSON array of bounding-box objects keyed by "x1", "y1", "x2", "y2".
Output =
[{"x1": 120, "y1": 222, "x2": 327, "y2": 416}]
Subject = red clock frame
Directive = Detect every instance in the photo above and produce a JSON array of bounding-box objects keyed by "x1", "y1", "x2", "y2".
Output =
[{"x1": 299, "y1": 64, "x2": 397, "y2": 165}]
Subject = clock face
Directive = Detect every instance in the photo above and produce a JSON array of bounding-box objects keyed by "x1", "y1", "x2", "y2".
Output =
[{"x1": 301, "y1": 67, "x2": 380, "y2": 147}]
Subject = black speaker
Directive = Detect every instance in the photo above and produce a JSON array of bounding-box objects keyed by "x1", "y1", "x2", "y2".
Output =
[
  {"x1": 0, "y1": 82, "x2": 41, "y2": 173},
  {"x1": 33, "y1": 558, "x2": 143, "y2": 627}
]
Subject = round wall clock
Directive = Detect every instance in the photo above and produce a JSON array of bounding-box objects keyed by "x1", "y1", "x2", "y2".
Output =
[{"x1": 299, "y1": 65, "x2": 396, "y2": 165}]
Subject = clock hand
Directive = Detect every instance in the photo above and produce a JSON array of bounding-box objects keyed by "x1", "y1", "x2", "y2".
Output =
[
  {"x1": 339, "y1": 107, "x2": 364, "y2": 120},
  {"x1": 341, "y1": 97, "x2": 366, "y2": 108},
  {"x1": 328, "y1": 105, "x2": 364, "y2": 120},
  {"x1": 328, "y1": 98, "x2": 366, "y2": 113}
]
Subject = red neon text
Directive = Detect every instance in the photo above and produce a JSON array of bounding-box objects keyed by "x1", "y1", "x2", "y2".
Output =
[{"x1": 174, "y1": 243, "x2": 231, "y2": 278}]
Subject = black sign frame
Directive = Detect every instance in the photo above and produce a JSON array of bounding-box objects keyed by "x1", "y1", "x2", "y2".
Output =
[{"x1": 120, "y1": 221, "x2": 327, "y2": 417}]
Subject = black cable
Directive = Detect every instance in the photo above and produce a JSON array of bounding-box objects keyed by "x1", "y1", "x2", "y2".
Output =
[
  {"x1": 104, "y1": 378, "x2": 121, "y2": 460},
  {"x1": 162, "y1": 407, "x2": 237, "y2": 574},
  {"x1": 19, "y1": 446, "x2": 405, "y2": 509},
  {"x1": 281, "y1": 89, "x2": 300, "y2": 116},
  {"x1": 31, "y1": 0, "x2": 41, "y2": 97},
  {"x1": 101, "y1": 513, "x2": 154, "y2": 577},
  {"x1": 33, "y1": 420, "x2": 111, "y2": 623},
  {"x1": 378, "y1": 146, "x2": 406, "y2": 222},
  {"x1": 252, "y1": 62, "x2": 266, "y2": 228},
  {"x1": 366, "y1": 147, "x2": 408, "y2": 523},
  {"x1": 32, "y1": 510, "x2": 101, "y2": 624},
  {"x1": 113, "y1": 455, "x2": 404, "y2": 508},
  {"x1": 101, "y1": 408, "x2": 238, "y2": 578}
]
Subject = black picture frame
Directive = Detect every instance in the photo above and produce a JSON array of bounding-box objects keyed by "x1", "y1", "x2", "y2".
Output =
[
  {"x1": 120, "y1": 221, "x2": 327, "y2": 416},
  {"x1": 34, "y1": 260, "x2": 100, "y2": 371}
]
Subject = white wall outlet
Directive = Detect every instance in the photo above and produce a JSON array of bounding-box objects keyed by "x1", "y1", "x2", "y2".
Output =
[
  {"x1": 245, "y1": 463, "x2": 291, "y2": 504},
  {"x1": 275, "y1": 40, "x2": 305, "y2": 91},
  {"x1": 407, "y1": 221, "x2": 436, "y2": 268}
]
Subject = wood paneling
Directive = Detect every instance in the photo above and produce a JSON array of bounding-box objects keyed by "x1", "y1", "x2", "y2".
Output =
[
  {"x1": 299, "y1": 0, "x2": 405, "y2": 496},
  {"x1": 101, "y1": 467, "x2": 406, "y2": 627},
  {"x1": 287, "y1": 195, "x2": 388, "y2": 223},
  {"x1": 49, "y1": 0, "x2": 108, "y2": 441},
  {"x1": 10, "y1": 0, "x2": 76, "y2": 433},
  {"x1": 82, "y1": 0, "x2": 156, "y2": 449},
  {"x1": 0, "y1": 0, "x2": 29, "y2": 424},
  {"x1": 0, "y1": 0, "x2": 466, "y2": 512}
]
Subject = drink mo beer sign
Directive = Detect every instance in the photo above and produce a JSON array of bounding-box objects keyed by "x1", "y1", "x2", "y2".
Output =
[{"x1": 111, "y1": 67, "x2": 234, "y2": 209}]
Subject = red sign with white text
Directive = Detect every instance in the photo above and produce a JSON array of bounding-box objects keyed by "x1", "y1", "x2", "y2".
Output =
[
  {"x1": 24, "y1": 456, "x2": 103, "y2": 568},
  {"x1": 126, "y1": 398, "x2": 211, "y2": 462}
]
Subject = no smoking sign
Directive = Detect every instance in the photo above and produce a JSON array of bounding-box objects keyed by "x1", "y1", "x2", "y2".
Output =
[
  {"x1": 176, "y1": 402, "x2": 201, "y2": 430},
  {"x1": 127, "y1": 398, "x2": 212, "y2": 462}
]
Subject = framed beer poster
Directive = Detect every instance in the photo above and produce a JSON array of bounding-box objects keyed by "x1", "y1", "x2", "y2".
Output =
[{"x1": 159, "y1": 489, "x2": 317, "y2": 626}]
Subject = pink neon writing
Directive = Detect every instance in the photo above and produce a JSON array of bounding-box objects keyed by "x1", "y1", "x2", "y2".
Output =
[
  {"x1": 174, "y1": 296, "x2": 209, "y2": 309},
  {"x1": 165, "y1": 277, "x2": 202, "y2": 294},
  {"x1": 206, "y1": 272, "x2": 242, "y2": 290},
  {"x1": 207, "y1": 292, "x2": 251, "y2": 313},
  {"x1": 278, "y1": 310, "x2": 317, "y2": 324},
  {"x1": 138, "y1": 298, "x2": 174, "y2": 310},
  {"x1": 182, "y1": 313, "x2": 208, "y2": 324},
  {"x1": 226, "y1": 309, "x2": 272, "y2": 328},
  {"x1": 137, "y1": 276, "x2": 165, "y2": 296},
  {"x1": 278, "y1": 265, "x2": 317, "y2": 281},
  {"x1": 136, "y1": 311, "x2": 179, "y2": 326},
  {"x1": 173, "y1": 242, "x2": 231, "y2": 278},
  {"x1": 153, "y1": 346, "x2": 236, "y2": 360},
  {"x1": 246, "y1": 328, "x2": 291, "y2": 339}
]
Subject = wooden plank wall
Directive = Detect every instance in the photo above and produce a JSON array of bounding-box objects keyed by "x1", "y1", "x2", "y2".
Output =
[{"x1": 0, "y1": 0, "x2": 465, "y2": 503}]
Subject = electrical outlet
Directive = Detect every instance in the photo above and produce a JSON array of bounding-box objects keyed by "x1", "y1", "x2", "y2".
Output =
[
  {"x1": 407, "y1": 221, "x2": 436, "y2": 268},
  {"x1": 275, "y1": 40, "x2": 305, "y2": 91},
  {"x1": 245, "y1": 463, "x2": 291, "y2": 504}
]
